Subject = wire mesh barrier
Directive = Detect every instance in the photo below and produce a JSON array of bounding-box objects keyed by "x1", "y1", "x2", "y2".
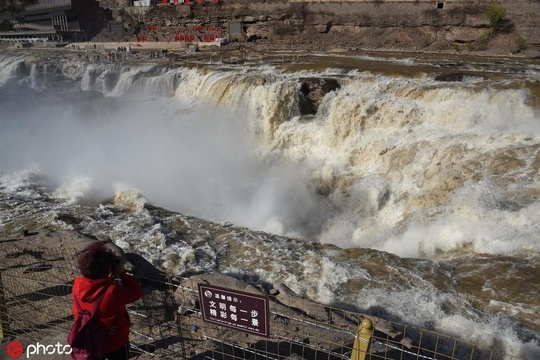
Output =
[{"x1": 0, "y1": 245, "x2": 506, "y2": 360}]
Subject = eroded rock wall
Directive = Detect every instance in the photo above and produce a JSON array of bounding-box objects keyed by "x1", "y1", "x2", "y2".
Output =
[{"x1": 101, "y1": 0, "x2": 540, "y2": 55}]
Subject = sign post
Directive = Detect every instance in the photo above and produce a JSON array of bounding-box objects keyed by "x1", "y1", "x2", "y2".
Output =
[{"x1": 198, "y1": 283, "x2": 270, "y2": 338}]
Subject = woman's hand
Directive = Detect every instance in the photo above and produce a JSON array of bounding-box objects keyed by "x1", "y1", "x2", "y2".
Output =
[{"x1": 111, "y1": 257, "x2": 126, "y2": 277}]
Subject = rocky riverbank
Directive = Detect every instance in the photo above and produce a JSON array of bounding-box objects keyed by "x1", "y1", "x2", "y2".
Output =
[{"x1": 0, "y1": 229, "x2": 416, "y2": 360}]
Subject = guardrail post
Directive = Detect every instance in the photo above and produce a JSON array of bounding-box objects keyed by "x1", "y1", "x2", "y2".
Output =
[
  {"x1": 0, "y1": 271, "x2": 10, "y2": 338},
  {"x1": 350, "y1": 318, "x2": 373, "y2": 360}
]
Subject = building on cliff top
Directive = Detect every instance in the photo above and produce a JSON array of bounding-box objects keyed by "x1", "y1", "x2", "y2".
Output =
[{"x1": 0, "y1": 0, "x2": 111, "y2": 43}]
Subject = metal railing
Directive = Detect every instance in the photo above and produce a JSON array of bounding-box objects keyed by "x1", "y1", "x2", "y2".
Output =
[
  {"x1": 24, "y1": 0, "x2": 72, "y2": 12},
  {"x1": 0, "y1": 245, "x2": 508, "y2": 360}
]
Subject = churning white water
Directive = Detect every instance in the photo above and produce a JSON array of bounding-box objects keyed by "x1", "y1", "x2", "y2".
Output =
[{"x1": 0, "y1": 51, "x2": 538, "y2": 359}]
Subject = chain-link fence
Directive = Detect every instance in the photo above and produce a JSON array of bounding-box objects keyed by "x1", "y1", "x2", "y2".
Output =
[{"x1": 0, "y1": 245, "x2": 505, "y2": 360}]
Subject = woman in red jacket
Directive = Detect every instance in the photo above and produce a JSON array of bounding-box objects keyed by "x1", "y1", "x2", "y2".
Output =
[{"x1": 72, "y1": 242, "x2": 143, "y2": 360}]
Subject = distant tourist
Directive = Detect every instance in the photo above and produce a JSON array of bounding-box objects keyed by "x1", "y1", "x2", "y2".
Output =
[{"x1": 72, "y1": 242, "x2": 142, "y2": 360}]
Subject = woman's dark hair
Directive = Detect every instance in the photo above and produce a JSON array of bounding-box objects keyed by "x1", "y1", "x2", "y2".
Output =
[{"x1": 77, "y1": 242, "x2": 116, "y2": 279}]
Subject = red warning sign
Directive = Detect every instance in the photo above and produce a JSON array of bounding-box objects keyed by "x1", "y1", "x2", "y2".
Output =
[{"x1": 198, "y1": 283, "x2": 270, "y2": 337}]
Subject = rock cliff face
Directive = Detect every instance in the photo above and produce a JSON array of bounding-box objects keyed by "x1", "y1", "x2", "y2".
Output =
[{"x1": 99, "y1": 0, "x2": 540, "y2": 55}]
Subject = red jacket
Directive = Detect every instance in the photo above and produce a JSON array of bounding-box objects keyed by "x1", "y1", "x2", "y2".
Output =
[{"x1": 72, "y1": 272, "x2": 143, "y2": 353}]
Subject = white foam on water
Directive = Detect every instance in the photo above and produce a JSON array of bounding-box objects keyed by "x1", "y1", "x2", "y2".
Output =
[
  {"x1": 0, "y1": 168, "x2": 49, "y2": 199},
  {"x1": 112, "y1": 185, "x2": 148, "y2": 213},
  {"x1": 357, "y1": 287, "x2": 540, "y2": 360},
  {"x1": 1, "y1": 56, "x2": 538, "y2": 357},
  {"x1": 300, "y1": 253, "x2": 352, "y2": 304},
  {"x1": 1, "y1": 61, "x2": 539, "y2": 260},
  {"x1": 0, "y1": 55, "x2": 25, "y2": 87},
  {"x1": 52, "y1": 176, "x2": 96, "y2": 204},
  {"x1": 374, "y1": 198, "x2": 540, "y2": 258}
]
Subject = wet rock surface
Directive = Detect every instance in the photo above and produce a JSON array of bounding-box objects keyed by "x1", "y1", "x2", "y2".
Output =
[{"x1": 298, "y1": 78, "x2": 340, "y2": 115}]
